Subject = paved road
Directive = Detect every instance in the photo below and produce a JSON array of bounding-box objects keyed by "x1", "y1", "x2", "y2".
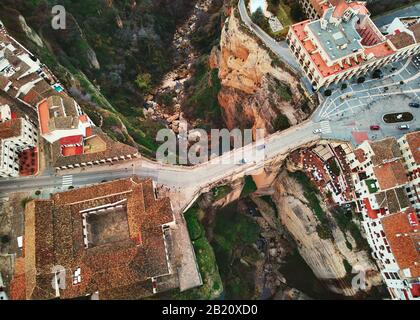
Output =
[
  {"x1": 0, "y1": 121, "x2": 321, "y2": 195},
  {"x1": 373, "y1": 4, "x2": 420, "y2": 28},
  {"x1": 313, "y1": 56, "x2": 420, "y2": 144},
  {"x1": 0, "y1": 1, "x2": 419, "y2": 210},
  {"x1": 237, "y1": 0, "x2": 314, "y2": 92},
  {"x1": 238, "y1": 0, "x2": 301, "y2": 72}
]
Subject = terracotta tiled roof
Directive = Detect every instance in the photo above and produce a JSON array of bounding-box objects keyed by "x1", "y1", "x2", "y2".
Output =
[
  {"x1": 375, "y1": 187, "x2": 410, "y2": 214},
  {"x1": 310, "y1": 0, "x2": 332, "y2": 16},
  {"x1": 373, "y1": 160, "x2": 408, "y2": 190},
  {"x1": 409, "y1": 23, "x2": 420, "y2": 43},
  {"x1": 0, "y1": 118, "x2": 22, "y2": 139},
  {"x1": 37, "y1": 96, "x2": 82, "y2": 135},
  {"x1": 354, "y1": 148, "x2": 366, "y2": 163},
  {"x1": 0, "y1": 75, "x2": 10, "y2": 90},
  {"x1": 51, "y1": 128, "x2": 138, "y2": 168},
  {"x1": 405, "y1": 131, "x2": 420, "y2": 165},
  {"x1": 369, "y1": 137, "x2": 402, "y2": 166},
  {"x1": 11, "y1": 177, "x2": 175, "y2": 300},
  {"x1": 382, "y1": 210, "x2": 420, "y2": 278},
  {"x1": 9, "y1": 257, "x2": 26, "y2": 300},
  {"x1": 388, "y1": 31, "x2": 416, "y2": 49},
  {"x1": 332, "y1": 0, "x2": 349, "y2": 18}
]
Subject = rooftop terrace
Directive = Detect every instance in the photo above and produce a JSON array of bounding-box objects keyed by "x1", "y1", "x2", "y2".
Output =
[{"x1": 307, "y1": 9, "x2": 363, "y2": 62}]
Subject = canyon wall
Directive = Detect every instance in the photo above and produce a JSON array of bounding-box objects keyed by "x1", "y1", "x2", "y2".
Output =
[
  {"x1": 271, "y1": 171, "x2": 383, "y2": 296},
  {"x1": 210, "y1": 9, "x2": 314, "y2": 134}
]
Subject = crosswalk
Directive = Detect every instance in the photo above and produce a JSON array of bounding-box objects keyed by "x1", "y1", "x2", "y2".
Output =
[
  {"x1": 62, "y1": 175, "x2": 73, "y2": 188},
  {"x1": 320, "y1": 121, "x2": 332, "y2": 134}
]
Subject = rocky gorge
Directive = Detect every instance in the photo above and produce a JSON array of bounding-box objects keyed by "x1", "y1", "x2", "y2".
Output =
[{"x1": 210, "y1": 9, "x2": 314, "y2": 134}]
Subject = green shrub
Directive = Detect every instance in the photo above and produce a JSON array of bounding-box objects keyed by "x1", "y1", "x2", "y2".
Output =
[
  {"x1": 241, "y1": 176, "x2": 257, "y2": 197},
  {"x1": 274, "y1": 113, "x2": 291, "y2": 131}
]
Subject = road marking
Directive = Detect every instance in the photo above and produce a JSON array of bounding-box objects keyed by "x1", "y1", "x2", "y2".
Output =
[
  {"x1": 62, "y1": 175, "x2": 73, "y2": 187},
  {"x1": 317, "y1": 57, "x2": 418, "y2": 121},
  {"x1": 320, "y1": 121, "x2": 332, "y2": 134}
]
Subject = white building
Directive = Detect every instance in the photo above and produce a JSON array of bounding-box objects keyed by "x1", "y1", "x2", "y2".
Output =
[
  {"x1": 398, "y1": 131, "x2": 420, "y2": 213},
  {"x1": 288, "y1": 0, "x2": 420, "y2": 90},
  {"x1": 0, "y1": 114, "x2": 38, "y2": 178},
  {"x1": 37, "y1": 95, "x2": 93, "y2": 144},
  {"x1": 346, "y1": 135, "x2": 420, "y2": 300}
]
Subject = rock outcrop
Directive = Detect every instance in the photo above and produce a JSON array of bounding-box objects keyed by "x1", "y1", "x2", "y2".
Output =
[
  {"x1": 271, "y1": 171, "x2": 383, "y2": 296},
  {"x1": 210, "y1": 10, "x2": 313, "y2": 134}
]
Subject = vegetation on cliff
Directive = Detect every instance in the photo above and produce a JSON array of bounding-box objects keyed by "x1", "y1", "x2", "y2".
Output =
[
  {"x1": 0, "y1": 0, "x2": 195, "y2": 156},
  {"x1": 212, "y1": 203, "x2": 261, "y2": 299}
]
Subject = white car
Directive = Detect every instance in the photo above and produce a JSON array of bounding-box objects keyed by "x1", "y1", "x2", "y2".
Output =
[{"x1": 313, "y1": 128, "x2": 322, "y2": 134}]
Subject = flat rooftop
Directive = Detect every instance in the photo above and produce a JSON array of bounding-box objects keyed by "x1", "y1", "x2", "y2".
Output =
[{"x1": 307, "y1": 8, "x2": 363, "y2": 62}]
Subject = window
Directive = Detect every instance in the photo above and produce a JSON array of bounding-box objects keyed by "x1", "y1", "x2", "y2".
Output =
[{"x1": 72, "y1": 267, "x2": 81, "y2": 285}]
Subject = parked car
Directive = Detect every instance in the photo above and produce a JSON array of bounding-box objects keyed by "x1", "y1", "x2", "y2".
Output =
[
  {"x1": 409, "y1": 102, "x2": 420, "y2": 108},
  {"x1": 370, "y1": 125, "x2": 380, "y2": 130},
  {"x1": 313, "y1": 128, "x2": 322, "y2": 134},
  {"x1": 239, "y1": 158, "x2": 248, "y2": 164},
  {"x1": 398, "y1": 124, "x2": 410, "y2": 130}
]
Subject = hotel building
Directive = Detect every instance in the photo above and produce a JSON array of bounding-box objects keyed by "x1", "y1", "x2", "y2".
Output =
[{"x1": 288, "y1": 0, "x2": 420, "y2": 90}]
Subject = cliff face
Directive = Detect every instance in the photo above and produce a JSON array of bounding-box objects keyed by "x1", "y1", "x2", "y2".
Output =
[
  {"x1": 271, "y1": 171, "x2": 383, "y2": 296},
  {"x1": 210, "y1": 10, "x2": 313, "y2": 134}
]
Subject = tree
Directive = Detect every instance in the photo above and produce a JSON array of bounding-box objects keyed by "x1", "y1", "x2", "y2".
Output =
[
  {"x1": 357, "y1": 76, "x2": 365, "y2": 84},
  {"x1": 290, "y1": 2, "x2": 305, "y2": 22},
  {"x1": 1, "y1": 234, "x2": 10, "y2": 244},
  {"x1": 251, "y1": 8, "x2": 269, "y2": 31},
  {"x1": 135, "y1": 73, "x2": 152, "y2": 93},
  {"x1": 341, "y1": 83, "x2": 348, "y2": 90},
  {"x1": 324, "y1": 89, "x2": 332, "y2": 96},
  {"x1": 372, "y1": 69, "x2": 382, "y2": 79}
]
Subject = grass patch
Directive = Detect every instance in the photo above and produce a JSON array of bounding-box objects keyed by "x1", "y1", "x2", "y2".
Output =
[
  {"x1": 343, "y1": 259, "x2": 352, "y2": 274},
  {"x1": 329, "y1": 159, "x2": 341, "y2": 176},
  {"x1": 331, "y1": 206, "x2": 370, "y2": 251},
  {"x1": 383, "y1": 112, "x2": 413, "y2": 123},
  {"x1": 183, "y1": 57, "x2": 223, "y2": 127},
  {"x1": 184, "y1": 206, "x2": 205, "y2": 241},
  {"x1": 365, "y1": 179, "x2": 379, "y2": 194}
]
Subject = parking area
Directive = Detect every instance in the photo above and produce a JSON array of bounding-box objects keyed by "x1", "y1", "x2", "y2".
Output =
[
  {"x1": 315, "y1": 57, "x2": 420, "y2": 122},
  {"x1": 309, "y1": 56, "x2": 420, "y2": 145},
  {"x1": 321, "y1": 94, "x2": 420, "y2": 145}
]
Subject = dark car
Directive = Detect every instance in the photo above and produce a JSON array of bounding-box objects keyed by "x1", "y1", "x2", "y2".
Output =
[
  {"x1": 409, "y1": 102, "x2": 420, "y2": 108},
  {"x1": 370, "y1": 125, "x2": 380, "y2": 130}
]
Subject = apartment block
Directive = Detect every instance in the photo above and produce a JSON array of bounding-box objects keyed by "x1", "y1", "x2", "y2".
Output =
[
  {"x1": 288, "y1": 0, "x2": 420, "y2": 90},
  {"x1": 346, "y1": 134, "x2": 420, "y2": 300},
  {"x1": 0, "y1": 104, "x2": 38, "y2": 177}
]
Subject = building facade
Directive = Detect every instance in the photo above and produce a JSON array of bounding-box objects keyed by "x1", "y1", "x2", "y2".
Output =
[
  {"x1": 37, "y1": 95, "x2": 92, "y2": 144},
  {"x1": 9, "y1": 177, "x2": 202, "y2": 300},
  {"x1": 346, "y1": 134, "x2": 420, "y2": 300},
  {"x1": 288, "y1": 0, "x2": 420, "y2": 90},
  {"x1": 0, "y1": 105, "x2": 38, "y2": 177}
]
